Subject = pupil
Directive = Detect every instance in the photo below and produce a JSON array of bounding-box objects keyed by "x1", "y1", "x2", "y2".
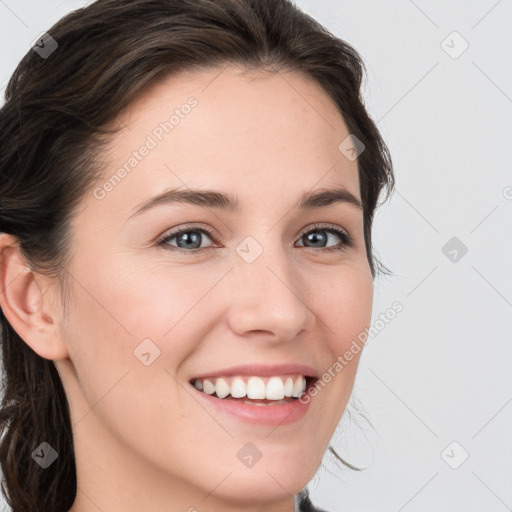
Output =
[
  {"x1": 306, "y1": 231, "x2": 326, "y2": 247},
  {"x1": 178, "y1": 232, "x2": 201, "y2": 249}
]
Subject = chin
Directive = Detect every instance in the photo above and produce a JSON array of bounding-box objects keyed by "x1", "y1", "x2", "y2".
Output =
[
  {"x1": 209, "y1": 452, "x2": 317, "y2": 503},
  {"x1": 209, "y1": 471, "x2": 309, "y2": 505}
]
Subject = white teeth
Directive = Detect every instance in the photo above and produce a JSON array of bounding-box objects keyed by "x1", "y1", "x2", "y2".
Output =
[
  {"x1": 284, "y1": 377, "x2": 294, "y2": 397},
  {"x1": 193, "y1": 374, "x2": 310, "y2": 401},
  {"x1": 292, "y1": 376, "x2": 306, "y2": 398},
  {"x1": 266, "y1": 376, "x2": 285, "y2": 400},
  {"x1": 203, "y1": 379, "x2": 215, "y2": 395},
  {"x1": 247, "y1": 377, "x2": 266, "y2": 399},
  {"x1": 215, "y1": 378, "x2": 230, "y2": 399},
  {"x1": 230, "y1": 377, "x2": 246, "y2": 398}
]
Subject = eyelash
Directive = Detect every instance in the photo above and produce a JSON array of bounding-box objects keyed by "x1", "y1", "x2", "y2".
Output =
[{"x1": 156, "y1": 222, "x2": 354, "y2": 255}]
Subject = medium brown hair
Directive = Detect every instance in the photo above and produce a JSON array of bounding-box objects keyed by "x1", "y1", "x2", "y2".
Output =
[{"x1": 0, "y1": 0, "x2": 394, "y2": 509}]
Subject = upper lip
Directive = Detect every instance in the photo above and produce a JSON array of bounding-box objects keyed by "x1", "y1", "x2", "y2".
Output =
[{"x1": 190, "y1": 364, "x2": 319, "y2": 381}]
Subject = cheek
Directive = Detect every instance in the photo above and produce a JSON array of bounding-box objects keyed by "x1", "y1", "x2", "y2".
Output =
[
  {"x1": 60, "y1": 264, "x2": 208, "y2": 462},
  {"x1": 66, "y1": 253, "x2": 205, "y2": 352},
  {"x1": 305, "y1": 266, "x2": 372, "y2": 424},
  {"x1": 314, "y1": 265, "x2": 374, "y2": 351}
]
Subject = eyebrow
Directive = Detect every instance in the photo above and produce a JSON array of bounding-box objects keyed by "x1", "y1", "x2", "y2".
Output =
[{"x1": 126, "y1": 186, "x2": 363, "y2": 221}]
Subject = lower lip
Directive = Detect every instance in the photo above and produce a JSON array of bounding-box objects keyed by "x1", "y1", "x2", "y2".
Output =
[{"x1": 190, "y1": 384, "x2": 313, "y2": 427}]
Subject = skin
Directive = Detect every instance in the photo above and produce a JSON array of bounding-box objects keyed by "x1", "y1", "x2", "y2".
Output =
[{"x1": 0, "y1": 65, "x2": 373, "y2": 512}]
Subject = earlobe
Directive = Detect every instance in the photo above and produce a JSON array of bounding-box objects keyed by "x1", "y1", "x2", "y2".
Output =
[{"x1": 0, "y1": 233, "x2": 70, "y2": 361}]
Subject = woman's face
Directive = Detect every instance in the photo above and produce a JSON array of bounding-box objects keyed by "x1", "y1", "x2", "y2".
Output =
[{"x1": 55, "y1": 65, "x2": 373, "y2": 511}]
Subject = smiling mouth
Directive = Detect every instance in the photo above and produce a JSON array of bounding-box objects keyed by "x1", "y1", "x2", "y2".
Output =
[{"x1": 189, "y1": 374, "x2": 316, "y2": 406}]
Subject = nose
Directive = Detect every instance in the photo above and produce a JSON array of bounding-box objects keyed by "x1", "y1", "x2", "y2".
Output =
[{"x1": 225, "y1": 239, "x2": 316, "y2": 343}]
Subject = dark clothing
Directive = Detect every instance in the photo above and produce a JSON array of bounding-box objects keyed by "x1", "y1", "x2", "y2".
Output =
[{"x1": 295, "y1": 488, "x2": 330, "y2": 512}]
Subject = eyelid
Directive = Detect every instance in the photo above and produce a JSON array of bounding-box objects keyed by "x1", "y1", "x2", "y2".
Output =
[{"x1": 297, "y1": 222, "x2": 349, "y2": 240}]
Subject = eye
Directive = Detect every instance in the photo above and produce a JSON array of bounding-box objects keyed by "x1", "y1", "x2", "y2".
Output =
[
  {"x1": 157, "y1": 225, "x2": 217, "y2": 254},
  {"x1": 295, "y1": 223, "x2": 354, "y2": 253}
]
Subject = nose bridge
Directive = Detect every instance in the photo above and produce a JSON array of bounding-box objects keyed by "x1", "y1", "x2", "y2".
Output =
[{"x1": 226, "y1": 231, "x2": 314, "y2": 339}]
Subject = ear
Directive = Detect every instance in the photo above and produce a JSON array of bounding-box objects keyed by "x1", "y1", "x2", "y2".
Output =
[{"x1": 0, "y1": 233, "x2": 70, "y2": 361}]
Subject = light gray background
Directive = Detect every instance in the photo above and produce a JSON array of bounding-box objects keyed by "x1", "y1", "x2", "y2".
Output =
[{"x1": 1, "y1": 1, "x2": 511, "y2": 511}]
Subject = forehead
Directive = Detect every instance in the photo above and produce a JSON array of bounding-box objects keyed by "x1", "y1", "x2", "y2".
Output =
[{"x1": 92, "y1": 64, "x2": 360, "y2": 219}]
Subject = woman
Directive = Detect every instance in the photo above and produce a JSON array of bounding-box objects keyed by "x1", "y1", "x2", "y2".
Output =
[{"x1": 0, "y1": 0, "x2": 395, "y2": 510}]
